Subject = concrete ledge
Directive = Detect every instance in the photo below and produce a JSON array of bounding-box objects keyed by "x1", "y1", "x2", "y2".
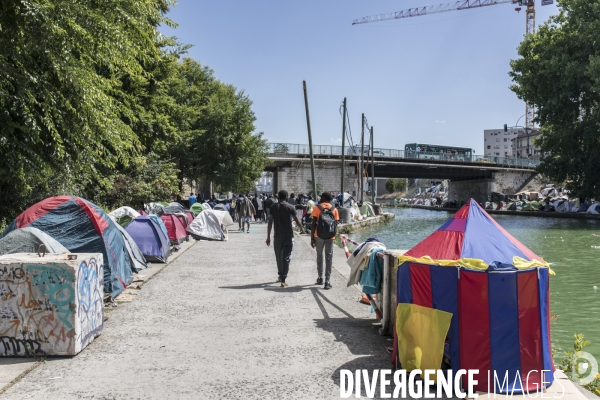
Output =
[{"x1": 337, "y1": 212, "x2": 395, "y2": 234}]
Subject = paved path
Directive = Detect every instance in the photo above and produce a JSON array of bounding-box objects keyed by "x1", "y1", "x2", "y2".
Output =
[{"x1": 1, "y1": 223, "x2": 392, "y2": 399}]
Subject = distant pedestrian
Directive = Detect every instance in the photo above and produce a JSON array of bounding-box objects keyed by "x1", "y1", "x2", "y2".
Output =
[
  {"x1": 416, "y1": 146, "x2": 421, "y2": 159},
  {"x1": 264, "y1": 194, "x2": 274, "y2": 222},
  {"x1": 266, "y1": 190, "x2": 304, "y2": 287},
  {"x1": 189, "y1": 193, "x2": 197, "y2": 207},
  {"x1": 310, "y1": 192, "x2": 339, "y2": 290},
  {"x1": 235, "y1": 194, "x2": 245, "y2": 229},
  {"x1": 256, "y1": 195, "x2": 264, "y2": 223},
  {"x1": 240, "y1": 195, "x2": 255, "y2": 233}
]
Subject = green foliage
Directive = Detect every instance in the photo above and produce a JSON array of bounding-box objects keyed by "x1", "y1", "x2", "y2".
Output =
[
  {"x1": 558, "y1": 334, "x2": 600, "y2": 396},
  {"x1": 86, "y1": 153, "x2": 180, "y2": 211},
  {"x1": 385, "y1": 178, "x2": 408, "y2": 193},
  {"x1": 509, "y1": 0, "x2": 600, "y2": 199},
  {"x1": 0, "y1": 3, "x2": 267, "y2": 221}
]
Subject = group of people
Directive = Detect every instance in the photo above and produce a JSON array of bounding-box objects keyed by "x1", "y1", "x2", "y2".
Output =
[{"x1": 265, "y1": 190, "x2": 339, "y2": 290}]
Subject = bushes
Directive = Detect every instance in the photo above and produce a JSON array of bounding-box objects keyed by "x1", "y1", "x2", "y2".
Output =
[{"x1": 385, "y1": 178, "x2": 408, "y2": 193}]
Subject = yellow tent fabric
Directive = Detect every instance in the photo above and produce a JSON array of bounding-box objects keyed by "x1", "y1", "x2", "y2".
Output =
[
  {"x1": 396, "y1": 303, "x2": 453, "y2": 376},
  {"x1": 394, "y1": 254, "x2": 553, "y2": 274}
]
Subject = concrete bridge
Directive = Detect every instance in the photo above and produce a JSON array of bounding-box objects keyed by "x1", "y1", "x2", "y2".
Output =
[{"x1": 265, "y1": 143, "x2": 540, "y2": 203}]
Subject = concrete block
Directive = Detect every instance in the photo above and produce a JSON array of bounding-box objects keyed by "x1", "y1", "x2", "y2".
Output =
[{"x1": 0, "y1": 253, "x2": 104, "y2": 356}]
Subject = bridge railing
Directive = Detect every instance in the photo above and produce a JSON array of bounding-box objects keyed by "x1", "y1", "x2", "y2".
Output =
[{"x1": 268, "y1": 143, "x2": 540, "y2": 168}]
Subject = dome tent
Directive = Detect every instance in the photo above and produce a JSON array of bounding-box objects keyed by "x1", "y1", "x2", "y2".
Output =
[
  {"x1": 187, "y1": 210, "x2": 234, "y2": 241},
  {"x1": 394, "y1": 199, "x2": 553, "y2": 394},
  {"x1": 108, "y1": 206, "x2": 140, "y2": 227},
  {"x1": 125, "y1": 216, "x2": 170, "y2": 263},
  {"x1": 160, "y1": 214, "x2": 188, "y2": 245},
  {"x1": 1, "y1": 196, "x2": 135, "y2": 297},
  {"x1": 0, "y1": 227, "x2": 68, "y2": 255}
]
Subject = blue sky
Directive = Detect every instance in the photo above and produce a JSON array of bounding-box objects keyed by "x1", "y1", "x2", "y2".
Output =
[{"x1": 160, "y1": 1, "x2": 559, "y2": 155}]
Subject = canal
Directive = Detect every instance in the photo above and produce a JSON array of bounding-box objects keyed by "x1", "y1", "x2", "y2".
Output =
[{"x1": 348, "y1": 207, "x2": 600, "y2": 362}]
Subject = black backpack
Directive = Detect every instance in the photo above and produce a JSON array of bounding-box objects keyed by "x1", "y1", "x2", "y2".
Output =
[{"x1": 316, "y1": 205, "x2": 337, "y2": 239}]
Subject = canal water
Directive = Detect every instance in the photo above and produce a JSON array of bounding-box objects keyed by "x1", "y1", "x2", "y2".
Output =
[{"x1": 348, "y1": 207, "x2": 600, "y2": 362}]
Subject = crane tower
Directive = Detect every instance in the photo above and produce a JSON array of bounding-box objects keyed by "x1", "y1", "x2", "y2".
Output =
[{"x1": 353, "y1": 0, "x2": 551, "y2": 130}]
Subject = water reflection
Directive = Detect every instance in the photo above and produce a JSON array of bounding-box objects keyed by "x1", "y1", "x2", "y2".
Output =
[{"x1": 348, "y1": 208, "x2": 600, "y2": 360}]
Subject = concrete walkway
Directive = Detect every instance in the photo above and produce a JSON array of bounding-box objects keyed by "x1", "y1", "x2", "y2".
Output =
[{"x1": 0, "y1": 223, "x2": 392, "y2": 399}]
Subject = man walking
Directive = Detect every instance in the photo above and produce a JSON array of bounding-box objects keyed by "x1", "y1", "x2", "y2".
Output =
[
  {"x1": 239, "y1": 195, "x2": 255, "y2": 233},
  {"x1": 266, "y1": 190, "x2": 304, "y2": 287},
  {"x1": 310, "y1": 192, "x2": 339, "y2": 290},
  {"x1": 264, "y1": 194, "x2": 274, "y2": 223}
]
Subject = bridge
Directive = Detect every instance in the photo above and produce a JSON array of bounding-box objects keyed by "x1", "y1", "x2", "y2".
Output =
[{"x1": 265, "y1": 143, "x2": 540, "y2": 203}]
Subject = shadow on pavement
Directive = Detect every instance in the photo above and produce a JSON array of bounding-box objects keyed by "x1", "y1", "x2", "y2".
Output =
[
  {"x1": 311, "y1": 288, "x2": 398, "y2": 399},
  {"x1": 219, "y1": 282, "x2": 320, "y2": 293}
]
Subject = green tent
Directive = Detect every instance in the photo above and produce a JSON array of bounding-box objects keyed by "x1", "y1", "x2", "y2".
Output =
[
  {"x1": 522, "y1": 201, "x2": 540, "y2": 211},
  {"x1": 190, "y1": 203, "x2": 204, "y2": 214}
]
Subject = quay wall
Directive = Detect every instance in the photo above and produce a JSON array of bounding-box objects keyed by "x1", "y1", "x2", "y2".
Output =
[
  {"x1": 382, "y1": 204, "x2": 600, "y2": 220},
  {"x1": 337, "y1": 212, "x2": 395, "y2": 235}
]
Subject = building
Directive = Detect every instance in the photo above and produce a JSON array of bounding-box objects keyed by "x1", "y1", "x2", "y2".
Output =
[
  {"x1": 483, "y1": 128, "x2": 522, "y2": 158},
  {"x1": 512, "y1": 130, "x2": 542, "y2": 161}
]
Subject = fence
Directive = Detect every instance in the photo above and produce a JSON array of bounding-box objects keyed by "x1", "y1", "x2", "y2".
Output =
[{"x1": 268, "y1": 143, "x2": 540, "y2": 168}]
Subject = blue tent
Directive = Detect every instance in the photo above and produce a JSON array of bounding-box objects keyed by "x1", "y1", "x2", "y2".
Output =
[
  {"x1": 125, "y1": 216, "x2": 170, "y2": 263},
  {"x1": 1, "y1": 196, "x2": 135, "y2": 297}
]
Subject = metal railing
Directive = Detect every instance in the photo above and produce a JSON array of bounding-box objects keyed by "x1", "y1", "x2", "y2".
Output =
[{"x1": 268, "y1": 143, "x2": 540, "y2": 168}]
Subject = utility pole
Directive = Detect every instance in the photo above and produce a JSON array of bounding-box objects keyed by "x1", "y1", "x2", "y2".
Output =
[
  {"x1": 360, "y1": 113, "x2": 365, "y2": 205},
  {"x1": 340, "y1": 98, "x2": 347, "y2": 202},
  {"x1": 370, "y1": 126, "x2": 375, "y2": 204},
  {"x1": 303, "y1": 81, "x2": 317, "y2": 199}
]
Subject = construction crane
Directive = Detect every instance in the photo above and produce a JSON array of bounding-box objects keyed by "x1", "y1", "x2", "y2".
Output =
[{"x1": 353, "y1": 0, "x2": 542, "y2": 129}]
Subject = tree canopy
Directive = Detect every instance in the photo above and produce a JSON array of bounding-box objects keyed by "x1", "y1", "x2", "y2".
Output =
[
  {"x1": 0, "y1": 0, "x2": 268, "y2": 222},
  {"x1": 509, "y1": 0, "x2": 600, "y2": 199}
]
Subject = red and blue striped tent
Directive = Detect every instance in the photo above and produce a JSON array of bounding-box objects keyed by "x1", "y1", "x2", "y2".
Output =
[
  {"x1": 395, "y1": 199, "x2": 554, "y2": 394},
  {"x1": 1, "y1": 196, "x2": 136, "y2": 297}
]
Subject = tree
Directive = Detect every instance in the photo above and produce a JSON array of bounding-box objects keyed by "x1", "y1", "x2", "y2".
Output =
[
  {"x1": 174, "y1": 65, "x2": 269, "y2": 192},
  {"x1": 0, "y1": 0, "x2": 175, "y2": 218},
  {"x1": 385, "y1": 178, "x2": 408, "y2": 193},
  {"x1": 509, "y1": 0, "x2": 600, "y2": 199},
  {"x1": 385, "y1": 179, "x2": 396, "y2": 194}
]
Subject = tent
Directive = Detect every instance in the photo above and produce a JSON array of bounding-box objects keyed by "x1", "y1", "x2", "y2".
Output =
[
  {"x1": 0, "y1": 227, "x2": 68, "y2": 255},
  {"x1": 1, "y1": 196, "x2": 136, "y2": 297},
  {"x1": 125, "y1": 216, "x2": 170, "y2": 263},
  {"x1": 165, "y1": 202, "x2": 186, "y2": 215},
  {"x1": 171, "y1": 213, "x2": 189, "y2": 229},
  {"x1": 160, "y1": 214, "x2": 188, "y2": 245},
  {"x1": 183, "y1": 211, "x2": 195, "y2": 224},
  {"x1": 108, "y1": 206, "x2": 140, "y2": 227},
  {"x1": 148, "y1": 215, "x2": 169, "y2": 242},
  {"x1": 394, "y1": 199, "x2": 553, "y2": 394},
  {"x1": 190, "y1": 203, "x2": 204, "y2": 214},
  {"x1": 587, "y1": 203, "x2": 600, "y2": 214},
  {"x1": 113, "y1": 222, "x2": 147, "y2": 272},
  {"x1": 187, "y1": 210, "x2": 234, "y2": 241}
]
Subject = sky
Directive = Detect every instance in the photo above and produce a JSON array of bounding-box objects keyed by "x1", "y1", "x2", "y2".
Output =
[{"x1": 160, "y1": 1, "x2": 560, "y2": 155}]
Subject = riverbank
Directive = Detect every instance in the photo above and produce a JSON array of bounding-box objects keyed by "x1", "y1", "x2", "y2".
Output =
[{"x1": 382, "y1": 203, "x2": 600, "y2": 220}]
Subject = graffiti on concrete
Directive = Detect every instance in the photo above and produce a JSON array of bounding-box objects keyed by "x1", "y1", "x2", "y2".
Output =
[
  {"x1": 0, "y1": 254, "x2": 103, "y2": 356},
  {"x1": 77, "y1": 258, "x2": 103, "y2": 344}
]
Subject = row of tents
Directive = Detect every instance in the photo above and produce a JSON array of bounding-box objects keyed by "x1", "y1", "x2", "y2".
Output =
[{"x1": 0, "y1": 196, "x2": 234, "y2": 298}]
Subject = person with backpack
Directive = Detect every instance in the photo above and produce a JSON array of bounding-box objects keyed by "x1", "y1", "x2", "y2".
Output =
[
  {"x1": 310, "y1": 192, "x2": 339, "y2": 289},
  {"x1": 266, "y1": 190, "x2": 304, "y2": 287}
]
